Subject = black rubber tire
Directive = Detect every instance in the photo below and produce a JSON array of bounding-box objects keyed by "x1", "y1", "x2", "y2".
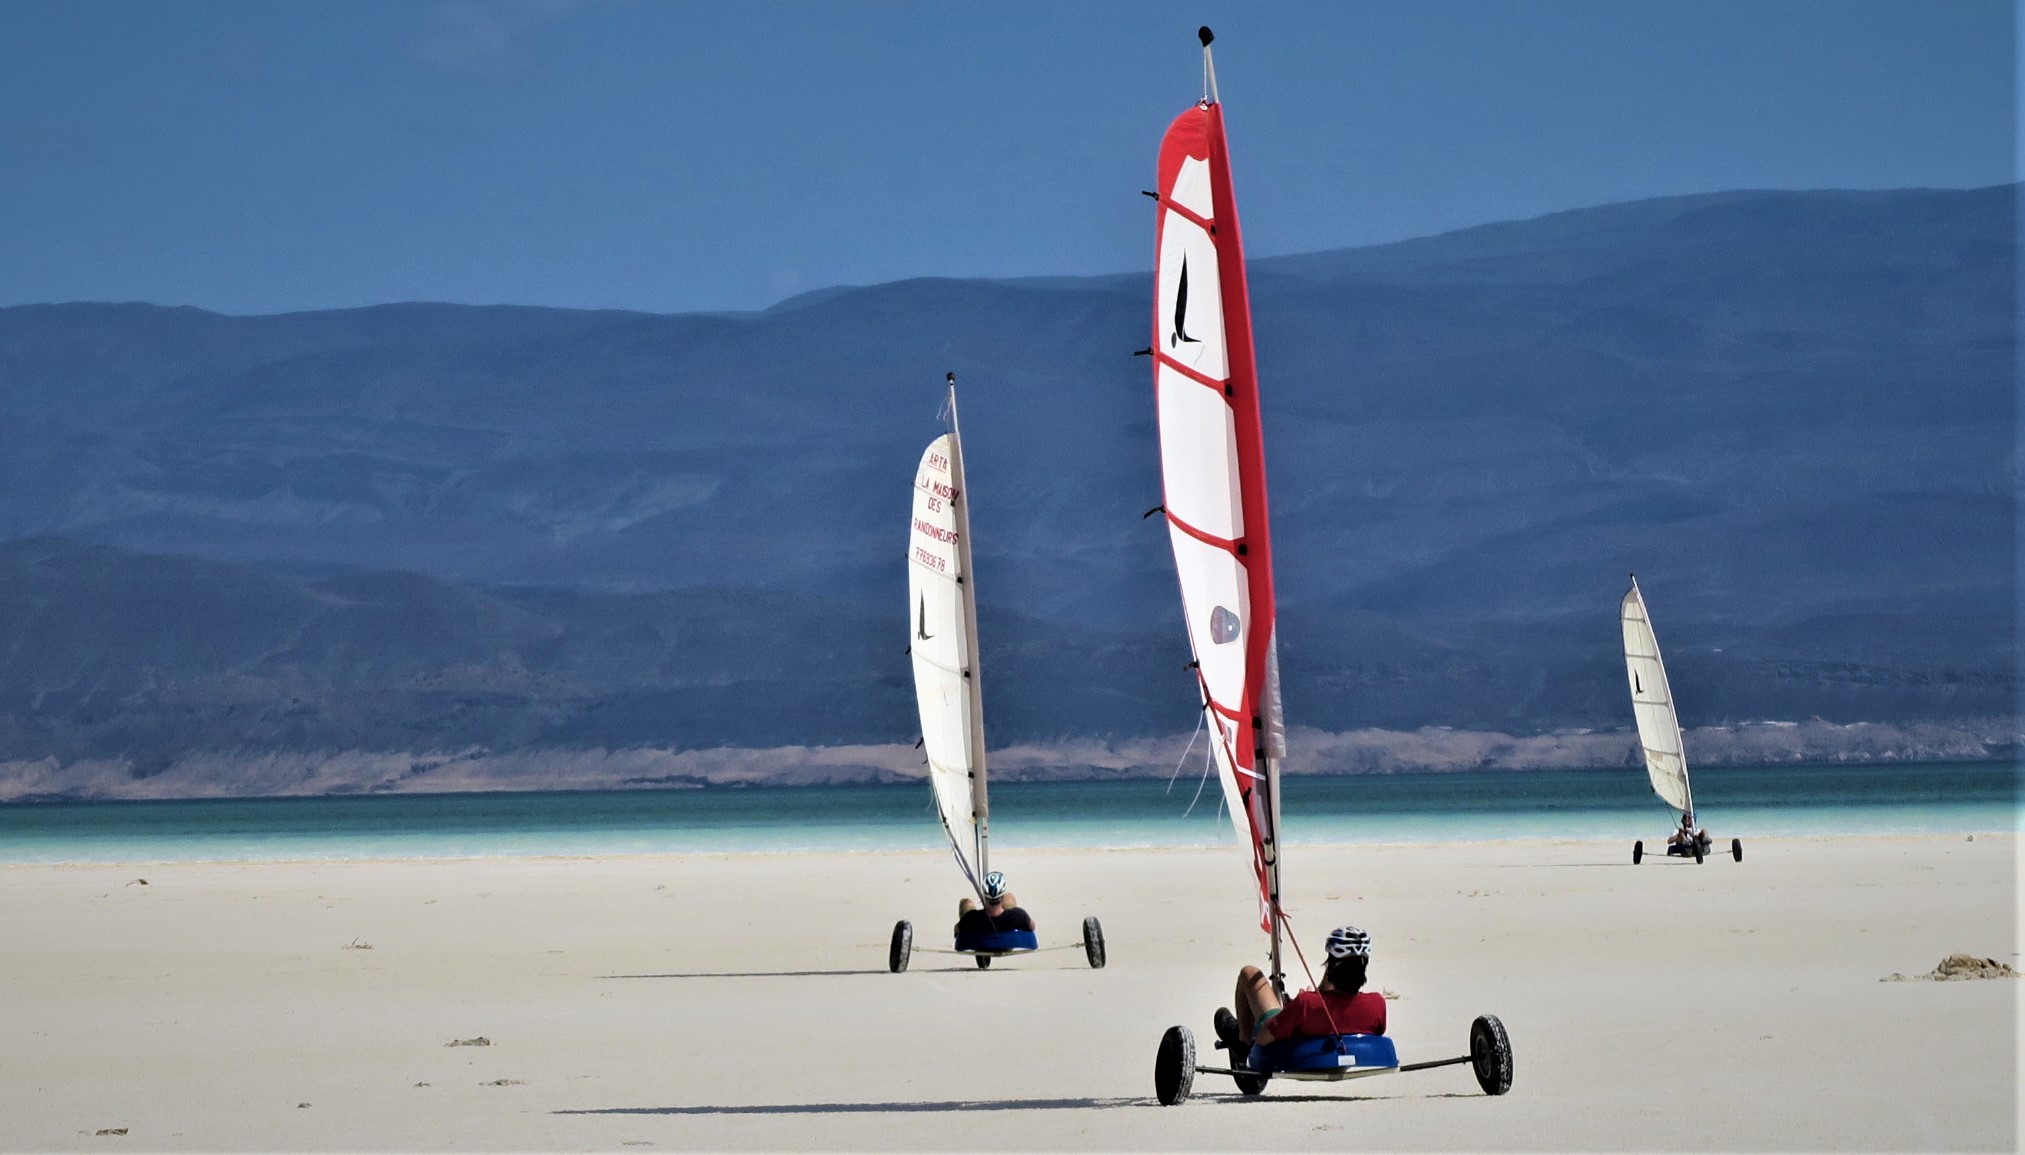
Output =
[
  {"x1": 974, "y1": 953, "x2": 992, "y2": 969},
  {"x1": 1470, "y1": 1014, "x2": 1513, "y2": 1095},
  {"x1": 1083, "y1": 916, "x2": 1106, "y2": 969},
  {"x1": 1693, "y1": 842, "x2": 1705, "y2": 864},
  {"x1": 1732, "y1": 838, "x2": 1743, "y2": 862},
  {"x1": 1155, "y1": 1026, "x2": 1196, "y2": 1106},
  {"x1": 1231, "y1": 1050, "x2": 1269, "y2": 1096},
  {"x1": 887, "y1": 920, "x2": 912, "y2": 974},
  {"x1": 1632, "y1": 840, "x2": 1643, "y2": 865}
]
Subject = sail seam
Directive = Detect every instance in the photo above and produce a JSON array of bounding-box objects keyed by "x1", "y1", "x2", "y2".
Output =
[{"x1": 913, "y1": 652, "x2": 963, "y2": 679}]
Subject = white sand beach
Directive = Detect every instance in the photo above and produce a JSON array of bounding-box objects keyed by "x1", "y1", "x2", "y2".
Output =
[{"x1": 0, "y1": 834, "x2": 2016, "y2": 1152}]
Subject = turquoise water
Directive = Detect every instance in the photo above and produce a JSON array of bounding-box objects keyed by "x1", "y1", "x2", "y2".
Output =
[{"x1": 0, "y1": 762, "x2": 2014, "y2": 864}]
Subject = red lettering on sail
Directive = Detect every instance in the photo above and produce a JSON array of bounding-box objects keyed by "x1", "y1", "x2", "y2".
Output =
[{"x1": 913, "y1": 518, "x2": 958, "y2": 544}]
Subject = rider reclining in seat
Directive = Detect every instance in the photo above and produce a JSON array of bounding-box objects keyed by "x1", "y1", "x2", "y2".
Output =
[
  {"x1": 1667, "y1": 817, "x2": 1709, "y2": 853},
  {"x1": 1218, "y1": 925, "x2": 1385, "y2": 1052},
  {"x1": 954, "y1": 870, "x2": 1035, "y2": 937}
]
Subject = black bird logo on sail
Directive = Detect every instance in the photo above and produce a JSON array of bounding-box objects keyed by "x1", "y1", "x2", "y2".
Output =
[
  {"x1": 917, "y1": 593, "x2": 933, "y2": 641},
  {"x1": 1170, "y1": 257, "x2": 1202, "y2": 349}
]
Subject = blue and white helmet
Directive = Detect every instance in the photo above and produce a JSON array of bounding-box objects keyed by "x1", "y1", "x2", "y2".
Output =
[
  {"x1": 1325, "y1": 925, "x2": 1372, "y2": 959},
  {"x1": 981, "y1": 871, "x2": 1008, "y2": 902}
]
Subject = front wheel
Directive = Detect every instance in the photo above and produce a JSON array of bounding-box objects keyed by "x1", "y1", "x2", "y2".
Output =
[
  {"x1": 1731, "y1": 838, "x2": 1743, "y2": 862},
  {"x1": 1154, "y1": 1025, "x2": 1196, "y2": 1106},
  {"x1": 888, "y1": 920, "x2": 912, "y2": 973},
  {"x1": 1632, "y1": 840, "x2": 1643, "y2": 865},
  {"x1": 1693, "y1": 842, "x2": 1705, "y2": 864},
  {"x1": 1470, "y1": 1014, "x2": 1513, "y2": 1095},
  {"x1": 1083, "y1": 916, "x2": 1107, "y2": 969},
  {"x1": 974, "y1": 953, "x2": 992, "y2": 969}
]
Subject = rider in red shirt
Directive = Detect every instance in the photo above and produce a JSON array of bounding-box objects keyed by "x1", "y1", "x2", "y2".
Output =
[{"x1": 1220, "y1": 925, "x2": 1386, "y2": 1051}]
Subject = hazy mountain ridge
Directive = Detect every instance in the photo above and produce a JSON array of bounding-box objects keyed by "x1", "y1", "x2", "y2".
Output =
[
  {"x1": 0, "y1": 185, "x2": 2013, "y2": 794},
  {"x1": 1, "y1": 717, "x2": 2010, "y2": 804}
]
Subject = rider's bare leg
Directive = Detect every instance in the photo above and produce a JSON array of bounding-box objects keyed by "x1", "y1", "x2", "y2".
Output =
[{"x1": 1234, "y1": 964, "x2": 1283, "y2": 1046}]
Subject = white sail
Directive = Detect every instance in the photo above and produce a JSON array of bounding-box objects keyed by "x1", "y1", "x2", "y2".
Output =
[
  {"x1": 908, "y1": 416, "x2": 989, "y2": 893},
  {"x1": 1621, "y1": 578, "x2": 1693, "y2": 816}
]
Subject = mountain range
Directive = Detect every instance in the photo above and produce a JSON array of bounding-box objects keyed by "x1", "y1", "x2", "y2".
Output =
[{"x1": 0, "y1": 184, "x2": 2014, "y2": 796}]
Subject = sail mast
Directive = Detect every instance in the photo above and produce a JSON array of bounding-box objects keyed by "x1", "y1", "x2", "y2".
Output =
[
  {"x1": 1154, "y1": 25, "x2": 1286, "y2": 988},
  {"x1": 946, "y1": 373, "x2": 991, "y2": 877},
  {"x1": 1200, "y1": 24, "x2": 1285, "y2": 987}
]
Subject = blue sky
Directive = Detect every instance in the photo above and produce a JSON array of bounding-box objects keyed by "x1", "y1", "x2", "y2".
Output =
[{"x1": 0, "y1": 0, "x2": 2013, "y2": 315}]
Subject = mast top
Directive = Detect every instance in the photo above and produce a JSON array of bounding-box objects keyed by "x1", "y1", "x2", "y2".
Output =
[
  {"x1": 1199, "y1": 26, "x2": 1220, "y2": 105},
  {"x1": 941, "y1": 371, "x2": 961, "y2": 430}
]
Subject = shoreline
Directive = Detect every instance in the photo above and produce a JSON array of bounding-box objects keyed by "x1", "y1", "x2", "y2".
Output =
[{"x1": 1, "y1": 828, "x2": 2014, "y2": 871}]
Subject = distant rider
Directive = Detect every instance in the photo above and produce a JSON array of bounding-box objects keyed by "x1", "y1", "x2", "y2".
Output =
[
  {"x1": 955, "y1": 870, "x2": 1035, "y2": 936},
  {"x1": 1667, "y1": 816, "x2": 1709, "y2": 854},
  {"x1": 1219, "y1": 925, "x2": 1386, "y2": 1051}
]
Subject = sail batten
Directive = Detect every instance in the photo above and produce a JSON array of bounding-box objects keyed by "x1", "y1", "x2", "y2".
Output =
[{"x1": 1153, "y1": 62, "x2": 1282, "y2": 943}]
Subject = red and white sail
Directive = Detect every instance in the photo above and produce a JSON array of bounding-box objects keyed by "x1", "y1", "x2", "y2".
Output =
[{"x1": 1151, "y1": 33, "x2": 1286, "y2": 941}]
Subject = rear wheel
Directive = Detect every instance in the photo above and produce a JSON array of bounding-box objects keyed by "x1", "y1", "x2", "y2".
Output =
[
  {"x1": 1731, "y1": 838, "x2": 1743, "y2": 862},
  {"x1": 1632, "y1": 840, "x2": 1643, "y2": 865},
  {"x1": 1470, "y1": 1014, "x2": 1513, "y2": 1095},
  {"x1": 1231, "y1": 1050, "x2": 1269, "y2": 1096},
  {"x1": 887, "y1": 920, "x2": 912, "y2": 973},
  {"x1": 974, "y1": 954, "x2": 992, "y2": 969},
  {"x1": 1154, "y1": 1026, "x2": 1196, "y2": 1106},
  {"x1": 1083, "y1": 916, "x2": 1107, "y2": 969}
]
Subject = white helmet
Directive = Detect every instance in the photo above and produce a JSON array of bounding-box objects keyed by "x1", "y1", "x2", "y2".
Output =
[
  {"x1": 981, "y1": 871, "x2": 1008, "y2": 902},
  {"x1": 1325, "y1": 925, "x2": 1371, "y2": 959}
]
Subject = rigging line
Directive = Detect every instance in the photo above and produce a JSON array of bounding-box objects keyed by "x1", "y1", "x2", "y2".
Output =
[
  {"x1": 1273, "y1": 907, "x2": 1346, "y2": 1041},
  {"x1": 1164, "y1": 710, "x2": 1205, "y2": 795},
  {"x1": 1181, "y1": 719, "x2": 1218, "y2": 818}
]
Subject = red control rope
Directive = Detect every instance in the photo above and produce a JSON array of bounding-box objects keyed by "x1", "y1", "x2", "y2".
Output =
[{"x1": 1273, "y1": 906, "x2": 1346, "y2": 1040}]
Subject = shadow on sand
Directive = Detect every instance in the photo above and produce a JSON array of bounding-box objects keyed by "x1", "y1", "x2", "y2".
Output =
[
  {"x1": 556, "y1": 1096, "x2": 1150, "y2": 1116},
  {"x1": 556, "y1": 1089, "x2": 1481, "y2": 1116},
  {"x1": 1483, "y1": 859, "x2": 1696, "y2": 869},
  {"x1": 597, "y1": 965, "x2": 1032, "y2": 978},
  {"x1": 597, "y1": 969, "x2": 893, "y2": 980},
  {"x1": 1194, "y1": 1091, "x2": 1483, "y2": 1103}
]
